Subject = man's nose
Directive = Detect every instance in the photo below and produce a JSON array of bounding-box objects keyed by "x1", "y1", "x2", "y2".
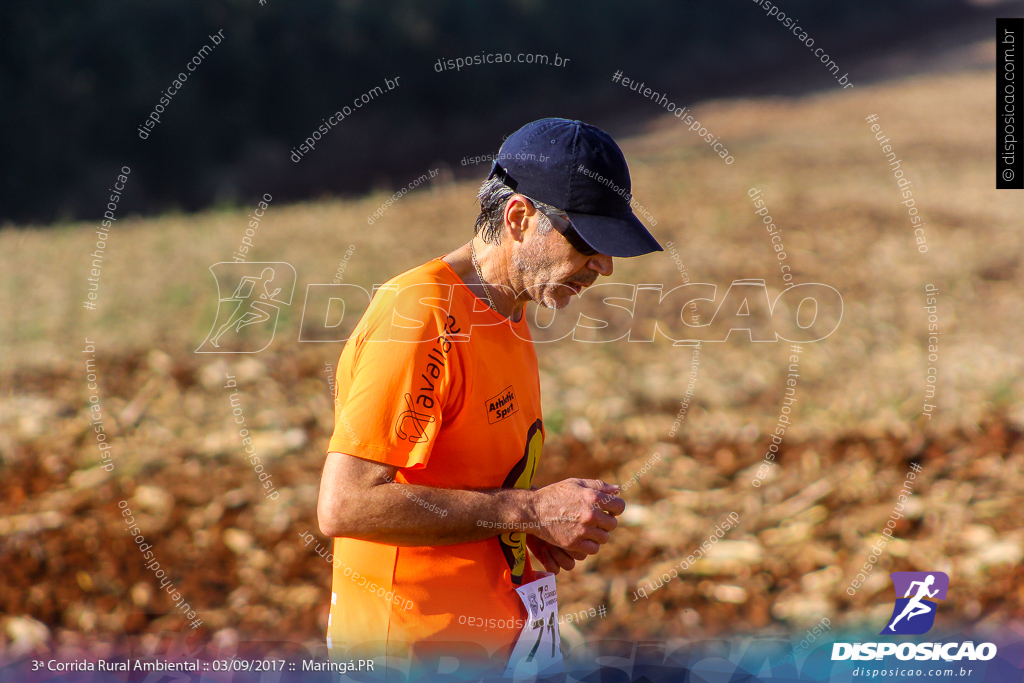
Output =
[{"x1": 587, "y1": 253, "x2": 614, "y2": 277}]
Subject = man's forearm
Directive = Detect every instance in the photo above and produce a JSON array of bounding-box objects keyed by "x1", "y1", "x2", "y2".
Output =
[
  {"x1": 326, "y1": 481, "x2": 535, "y2": 546},
  {"x1": 317, "y1": 453, "x2": 621, "y2": 555}
]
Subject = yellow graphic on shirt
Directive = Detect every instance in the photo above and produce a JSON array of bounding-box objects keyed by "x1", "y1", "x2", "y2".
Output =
[{"x1": 499, "y1": 419, "x2": 543, "y2": 585}]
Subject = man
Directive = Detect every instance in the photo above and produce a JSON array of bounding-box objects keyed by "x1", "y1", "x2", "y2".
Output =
[{"x1": 317, "y1": 118, "x2": 662, "y2": 678}]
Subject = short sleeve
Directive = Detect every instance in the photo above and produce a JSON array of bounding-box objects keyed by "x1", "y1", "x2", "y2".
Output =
[{"x1": 328, "y1": 280, "x2": 464, "y2": 469}]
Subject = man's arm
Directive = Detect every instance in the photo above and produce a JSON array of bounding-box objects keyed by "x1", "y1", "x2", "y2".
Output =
[{"x1": 317, "y1": 451, "x2": 623, "y2": 555}]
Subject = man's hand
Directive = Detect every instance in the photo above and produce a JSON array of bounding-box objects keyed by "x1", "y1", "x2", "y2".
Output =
[
  {"x1": 526, "y1": 536, "x2": 587, "y2": 575},
  {"x1": 527, "y1": 479, "x2": 624, "y2": 556}
]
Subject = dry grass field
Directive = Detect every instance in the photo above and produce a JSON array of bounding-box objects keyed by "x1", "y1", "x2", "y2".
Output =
[{"x1": 2, "y1": 55, "x2": 1023, "y2": 658}]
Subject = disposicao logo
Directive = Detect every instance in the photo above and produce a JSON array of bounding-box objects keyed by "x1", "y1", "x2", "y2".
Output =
[
  {"x1": 831, "y1": 571, "x2": 998, "y2": 662},
  {"x1": 197, "y1": 262, "x2": 296, "y2": 353},
  {"x1": 881, "y1": 571, "x2": 948, "y2": 635}
]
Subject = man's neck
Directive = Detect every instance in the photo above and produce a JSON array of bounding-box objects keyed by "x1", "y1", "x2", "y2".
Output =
[{"x1": 442, "y1": 239, "x2": 525, "y2": 322}]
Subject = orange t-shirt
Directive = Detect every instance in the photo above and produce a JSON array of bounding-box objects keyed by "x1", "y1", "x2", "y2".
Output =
[{"x1": 325, "y1": 258, "x2": 544, "y2": 675}]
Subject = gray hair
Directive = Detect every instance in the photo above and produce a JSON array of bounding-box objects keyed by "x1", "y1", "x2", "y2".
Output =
[{"x1": 474, "y1": 176, "x2": 565, "y2": 245}]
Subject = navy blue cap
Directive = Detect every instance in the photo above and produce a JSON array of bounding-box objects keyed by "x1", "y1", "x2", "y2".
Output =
[{"x1": 488, "y1": 118, "x2": 662, "y2": 257}]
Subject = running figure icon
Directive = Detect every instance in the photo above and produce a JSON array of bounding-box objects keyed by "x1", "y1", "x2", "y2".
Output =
[
  {"x1": 210, "y1": 267, "x2": 283, "y2": 347},
  {"x1": 879, "y1": 571, "x2": 948, "y2": 635},
  {"x1": 885, "y1": 574, "x2": 939, "y2": 633},
  {"x1": 197, "y1": 262, "x2": 296, "y2": 354}
]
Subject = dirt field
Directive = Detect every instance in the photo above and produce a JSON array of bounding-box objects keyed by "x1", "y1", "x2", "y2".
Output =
[{"x1": 2, "y1": 58, "x2": 1023, "y2": 657}]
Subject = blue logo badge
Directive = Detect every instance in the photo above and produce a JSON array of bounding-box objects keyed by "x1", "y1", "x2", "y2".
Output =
[{"x1": 881, "y1": 571, "x2": 949, "y2": 635}]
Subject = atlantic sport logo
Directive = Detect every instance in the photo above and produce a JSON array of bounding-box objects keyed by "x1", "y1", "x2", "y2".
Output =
[{"x1": 832, "y1": 571, "x2": 997, "y2": 663}]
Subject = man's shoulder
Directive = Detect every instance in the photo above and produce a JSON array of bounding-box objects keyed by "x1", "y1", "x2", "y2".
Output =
[
  {"x1": 381, "y1": 258, "x2": 459, "y2": 293},
  {"x1": 358, "y1": 259, "x2": 464, "y2": 339}
]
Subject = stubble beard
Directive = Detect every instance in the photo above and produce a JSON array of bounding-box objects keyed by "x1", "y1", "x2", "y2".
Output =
[{"x1": 511, "y1": 240, "x2": 571, "y2": 310}]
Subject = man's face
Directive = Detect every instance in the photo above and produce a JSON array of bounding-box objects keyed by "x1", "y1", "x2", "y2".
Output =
[{"x1": 510, "y1": 202, "x2": 614, "y2": 310}]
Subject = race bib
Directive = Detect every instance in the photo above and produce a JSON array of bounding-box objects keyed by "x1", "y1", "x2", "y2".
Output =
[{"x1": 504, "y1": 573, "x2": 562, "y2": 678}]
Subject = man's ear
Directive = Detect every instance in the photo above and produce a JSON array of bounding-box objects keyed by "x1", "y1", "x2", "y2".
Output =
[{"x1": 503, "y1": 195, "x2": 531, "y2": 244}]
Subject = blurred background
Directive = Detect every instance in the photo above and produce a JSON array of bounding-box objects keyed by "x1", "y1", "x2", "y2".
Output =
[
  {"x1": 0, "y1": 0, "x2": 1004, "y2": 225},
  {"x1": 2, "y1": 0, "x2": 1023, "y2": 666}
]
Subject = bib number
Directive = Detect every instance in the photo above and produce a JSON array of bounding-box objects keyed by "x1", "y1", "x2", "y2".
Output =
[{"x1": 504, "y1": 573, "x2": 562, "y2": 678}]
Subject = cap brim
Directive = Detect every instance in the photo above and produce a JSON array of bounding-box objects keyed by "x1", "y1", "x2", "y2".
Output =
[{"x1": 564, "y1": 211, "x2": 663, "y2": 257}]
